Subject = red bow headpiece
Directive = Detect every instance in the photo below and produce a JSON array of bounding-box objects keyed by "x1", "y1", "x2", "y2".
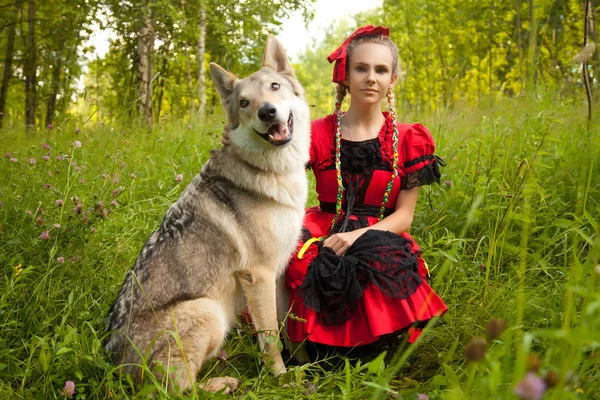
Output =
[{"x1": 327, "y1": 25, "x2": 390, "y2": 84}]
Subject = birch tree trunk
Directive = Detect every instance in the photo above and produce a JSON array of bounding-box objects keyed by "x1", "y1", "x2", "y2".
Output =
[
  {"x1": 24, "y1": 0, "x2": 37, "y2": 130},
  {"x1": 197, "y1": 0, "x2": 207, "y2": 119},
  {"x1": 137, "y1": 0, "x2": 154, "y2": 126},
  {"x1": 0, "y1": 0, "x2": 20, "y2": 130}
]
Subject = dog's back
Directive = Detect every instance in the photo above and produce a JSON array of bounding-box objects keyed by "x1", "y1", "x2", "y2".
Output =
[{"x1": 104, "y1": 35, "x2": 310, "y2": 392}]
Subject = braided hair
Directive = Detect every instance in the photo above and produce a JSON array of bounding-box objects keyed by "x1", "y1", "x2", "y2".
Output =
[{"x1": 331, "y1": 34, "x2": 403, "y2": 227}]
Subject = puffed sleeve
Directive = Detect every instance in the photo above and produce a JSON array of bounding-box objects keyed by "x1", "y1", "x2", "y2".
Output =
[
  {"x1": 307, "y1": 116, "x2": 335, "y2": 171},
  {"x1": 399, "y1": 123, "x2": 443, "y2": 190}
]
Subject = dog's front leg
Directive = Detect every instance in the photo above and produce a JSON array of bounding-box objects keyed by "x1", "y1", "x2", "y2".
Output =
[{"x1": 237, "y1": 268, "x2": 286, "y2": 376}]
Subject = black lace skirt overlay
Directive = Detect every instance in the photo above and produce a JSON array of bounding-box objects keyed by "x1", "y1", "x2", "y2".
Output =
[{"x1": 298, "y1": 229, "x2": 423, "y2": 326}]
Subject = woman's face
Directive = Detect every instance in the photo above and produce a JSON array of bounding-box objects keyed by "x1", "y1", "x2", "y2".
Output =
[{"x1": 344, "y1": 42, "x2": 397, "y2": 106}]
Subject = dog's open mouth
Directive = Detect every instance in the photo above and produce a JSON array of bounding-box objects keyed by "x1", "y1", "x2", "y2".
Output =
[{"x1": 255, "y1": 112, "x2": 294, "y2": 147}]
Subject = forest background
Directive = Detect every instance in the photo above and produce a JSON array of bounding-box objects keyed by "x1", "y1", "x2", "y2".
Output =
[{"x1": 0, "y1": 0, "x2": 599, "y2": 399}]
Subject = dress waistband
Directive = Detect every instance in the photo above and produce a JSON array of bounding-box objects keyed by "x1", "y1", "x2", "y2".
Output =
[{"x1": 319, "y1": 202, "x2": 394, "y2": 218}]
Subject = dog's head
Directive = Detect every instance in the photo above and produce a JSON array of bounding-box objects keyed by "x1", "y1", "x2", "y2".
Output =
[{"x1": 210, "y1": 35, "x2": 308, "y2": 149}]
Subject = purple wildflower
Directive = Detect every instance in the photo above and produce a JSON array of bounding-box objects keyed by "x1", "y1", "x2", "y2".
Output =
[
  {"x1": 57, "y1": 257, "x2": 65, "y2": 264},
  {"x1": 42, "y1": 155, "x2": 50, "y2": 161},
  {"x1": 42, "y1": 143, "x2": 51, "y2": 150},
  {"x1": 29, "y1": 158, "x2": 36, "y2": 165},
  {"x1": 55, "y1": 199, "x2": 64, "y2": 207},
  {"x1": 9, "y1": 157, "x2": 17, "y2": 163},
  {"x1": 111, "y1": 188, "x2": 119, "y2": 197},
  {"x1": 73, "y1": 203, "x2": 83, "y2": 214},
  {"x1": 5, "y1": 152, "x2": 10, "y2": 158},
  {"x1": 417, "y1": 394, "x2": 430, "y2": 400},
  {"x1": 444, "y1": 180, "x2": 452, "y2": 188},
  {"x1": 72, "y1": 141, "x2": 82, "y2": 148},
  {"x1": 39, "y1": 231, "x2": 50, "y2": 240},
  {"x1": 514, "y1": 372, "x2": 547, "y2": 400},
  {"x1": 47, "y1": 123, "x2": 54, "y2": 130},
  {"x1": 56, "y1": 155, "x2": 63, "y2": 161},
  {"x1": 44, "y1": 183, "x2": 52, "y2": 190},
  {"x1": 176, "y1": 173, "x2": 183, "y2": 183},
  {"x1": 61, "y1": 380, "x2": 75, "y2": 398},
  {"x1": 75, "y1": 127, "x2": 81, "y2": 134},
  {"x1": 111, "y1": 200, "x2": 118, "y2": 207}
]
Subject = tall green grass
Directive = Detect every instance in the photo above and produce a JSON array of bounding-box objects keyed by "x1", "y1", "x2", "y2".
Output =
[{"x1": 0, "y1": 97, "x2": 598, "y2": 399}]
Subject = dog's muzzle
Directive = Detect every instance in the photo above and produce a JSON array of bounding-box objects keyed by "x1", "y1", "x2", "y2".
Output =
[{"x1": 254, "y1": 111, "x2": 294, "y2": 147}]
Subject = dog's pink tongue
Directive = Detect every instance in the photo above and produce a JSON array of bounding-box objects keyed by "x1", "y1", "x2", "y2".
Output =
[{"x1": 269, "y1": 123, "x2": 289, "y2": 142}]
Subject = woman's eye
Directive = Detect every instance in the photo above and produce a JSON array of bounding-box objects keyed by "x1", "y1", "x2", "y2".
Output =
[
  {"x1": 271, "y1": 82, "x2": 280, "y2": 90},
  {"x1": 240, "y1": 99, "x2": 249, "y2": 108},
  {"x1": 356, "y1": 66, "x2": 365, "y2": 72},
  {"x1": 377, "y1": 68, "x2": 388, "y2": 74}
]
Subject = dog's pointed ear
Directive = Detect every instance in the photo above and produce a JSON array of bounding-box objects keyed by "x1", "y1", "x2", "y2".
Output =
[
  {"x1": 262, "y1": 35, "x2": 295, "y2": 77},
  {"x1": 210, "y1": 62, "x2": 239, "y2": 99}
]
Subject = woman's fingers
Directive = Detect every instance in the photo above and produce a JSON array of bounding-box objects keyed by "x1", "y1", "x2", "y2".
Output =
[{"x1": 221, "y1": 126, "x2": 232, "y2": 146}]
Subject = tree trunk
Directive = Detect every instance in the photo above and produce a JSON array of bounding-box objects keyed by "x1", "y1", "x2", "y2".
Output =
[
  {"x1": 45, "y1": 50, "x2": 63, "y2": 127},
  {"x1": 137, "y1": 0, "x2": 154, "y2": 126},
  {"x1": 181, "y1": 0, "x2": 194, "y2": 118},
  {"x1": 197, "y1": 0, "x2": 206, "y2": 119},
  {"x1": 515, "y1": 0, "x2": 524, "y2": 94},
  {"x1": 0, "y1": 0, "x2": 20, "y2": 130},
  {"x1": 24, "y1": 0, "x2": 37, "y2": 131}
]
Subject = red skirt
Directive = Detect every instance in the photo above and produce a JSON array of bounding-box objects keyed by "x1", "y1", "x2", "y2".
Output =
[{"x1": 285, "y1": 207, "x2": 448, "y2": 347}]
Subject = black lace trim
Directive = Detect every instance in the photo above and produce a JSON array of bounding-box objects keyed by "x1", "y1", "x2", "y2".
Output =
[
  {"x1": 401, "y1": 155, "x2": 443, "y2": 190},
  {"x1": 298, "y1": 229, "x2": 422, "y2": 326}
]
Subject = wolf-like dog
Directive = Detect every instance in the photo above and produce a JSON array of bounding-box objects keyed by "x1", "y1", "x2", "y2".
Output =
[{"x1": 104, "y1": 35, "x2": 310, "y2": 393}]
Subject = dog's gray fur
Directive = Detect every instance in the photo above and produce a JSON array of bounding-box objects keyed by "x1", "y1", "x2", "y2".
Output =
[{"x1": 104, "y1": 35, "x2": 310, "y2": 393}]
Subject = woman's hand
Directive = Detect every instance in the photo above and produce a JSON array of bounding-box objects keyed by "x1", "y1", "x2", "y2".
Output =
[
  {"x1": 221, "y1": 126, "x2": 232, "y2": 146},
  {"x1": 323, "y1": 228, "x2": 367, "y2": 256}
]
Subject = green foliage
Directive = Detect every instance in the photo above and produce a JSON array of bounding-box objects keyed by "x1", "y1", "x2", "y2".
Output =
[{"x1": 1, "y1": 95, "x2": 599, "y2": 399}]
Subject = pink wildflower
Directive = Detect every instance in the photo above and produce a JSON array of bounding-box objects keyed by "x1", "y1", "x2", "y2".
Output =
[
  {"x1": 48, "y1": 171, "x2": 53, "y2": 177},
  {"x1": 75, "y1": 127, "x2": 81, "y2": 134},
  {"x1": 61, "y1": 380, "x2": 75, "y2": 398},
  {"x1": 41, "y1": 143, "x2": 51, "y2": 150},
  {"x1": 29, "y1": 158, "x2": 36, "y2": 165},
  {"x1": 42, "y1": 155, "x2": 50, "y2": 161},
  {"x1": 44, "y1": 183, "x2": 52, "y2": 189},
  {"x1": 417, "y1": 394, "x2": 430, "y2": 400},
  {"x1": 102, "y1": 209, "x2": 110, "y2": 218},
  {"x1": 78, "y1": 178, "x2": 85, "y2": 184},
  {"x1": 111, "y1": 200, "x2": 118, "y2": 207},
  {"x1": 130, "y1": 173, "x2": 137, "y2": 179},
  {"x1": 72, "y1": 141, "x2": 82, "y2": 148},
  {"x1": 57, "y1": 257, "x2": 65, "y2": 264},
  {"x1": 101, "y1": 173, "x2": 109, "y2": 179},
  {"x1": 39, "y1": 231, "x2": 50, "y2": 240},
  {"x1": 90, "y1": 227, "x2": 97, "y2": 233},
  {"x1": 444, "y1": 180, "x2": 452, "y2": 188},
  {"x1": 73, "y1": 203, "x2": 83, "y2": 214},
  {"x1": 0, "y1": 201, "x2": 3, "y2": 207},
  {"x1": 54, "y1": 223, "x2": 61, "y2": 229},
  {"x1": 71, "y1": 257, "x2": 78, "y2": 262},
  {"x1": 176, "y1": 173, "x2": 183, "y2": 183},
  {"x1": 56, "y1": 155, "x2": 63, "y2": 161},
  {"x1": 4, "y1": 152, "x2": 10, "y2": 158},
  {"x1": 47, "y1": 123, "x2": 54, "y2": 130},
  {"x1": 9, "y1": 157, "x2": 17, "y2": 163},
  {"x1": 112, "y1": 188, "x2": 119, "y2": 197},
  {"x1": 26, "y1": 210, "x2": 33, "y2": 217},
  {"x1": 514, "y1": 372, "x2": 547, "y2": 400}
]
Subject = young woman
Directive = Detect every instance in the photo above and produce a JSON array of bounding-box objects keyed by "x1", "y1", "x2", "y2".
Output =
[{"x1": 225, "y1": 25, "x2": 448, "y2": 349}]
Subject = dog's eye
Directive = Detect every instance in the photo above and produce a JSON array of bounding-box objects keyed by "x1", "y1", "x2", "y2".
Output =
[
  {"x1": 271, "y1": 82, "x2": 280, "y2": 91},
  {"x1": 239, "y1": 99, "x2": 249, "y2": 108}
]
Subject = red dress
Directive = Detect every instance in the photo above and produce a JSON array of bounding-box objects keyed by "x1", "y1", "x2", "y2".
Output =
[{"x1": 285, "y1": 112, "x2": 448, "y2": 347}]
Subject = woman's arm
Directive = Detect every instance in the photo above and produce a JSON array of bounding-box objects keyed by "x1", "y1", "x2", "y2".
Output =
[{"x1": 323, "y1": 186, "x2": 420, "y2": 256}]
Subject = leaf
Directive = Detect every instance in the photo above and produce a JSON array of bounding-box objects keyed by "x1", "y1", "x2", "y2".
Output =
[
  {"x1": 137, "y1": 384, "x2": 157, "y2": 397},
  {"x1": 443, "y1": 364, "x2": 460, "y2": 387},
  {"x1": 55, "y1": 347, "x2": 73, "y2": 356},
  {"x1": 367, "y1": 351, "x2": 387, "y2": 376}
]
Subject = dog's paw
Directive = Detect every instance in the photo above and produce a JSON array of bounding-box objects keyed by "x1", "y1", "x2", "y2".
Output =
[{"x1": 200, "y1": 376, "x2": 240, "y2": 394}]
